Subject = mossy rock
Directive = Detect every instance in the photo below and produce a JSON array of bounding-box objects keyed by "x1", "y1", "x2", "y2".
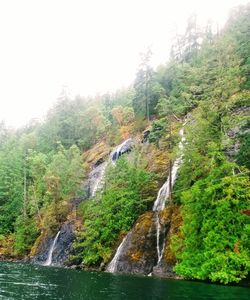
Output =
[
  {"x1": 82, "y1": 141, "x2": 111, "y2": 170},
  {"x1": 108, "y1": 211, "x2": 157, "y2": 274},
  {"x1": 140, "y1": 143, "x2": 169, "y2": 177},
  {"x1": 0, "y1": 234, "x2": 15, "y2": 258},
  {"x1": 163, "y1": 205, "x2": 182, "y2": 265}
]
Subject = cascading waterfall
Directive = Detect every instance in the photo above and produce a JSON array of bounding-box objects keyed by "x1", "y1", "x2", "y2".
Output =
[
  {"x1": 35, "y1": 139, "x2": 134, "y2": 267},
  {"x1": 110, "y1": 138, "x2": 133, "y2": 163},
  {"x1": 90, "y1": 138, "x2": 133, "y2": 196},
  {"x1": 153, "y1": 127, "x2": 185, "y2": 264},
  {"x1": 106, "y1": 129, "x2": 185, "y2": 273},
  {"x1": 44, "y1": 231, "x2": 60, "y2": 266},
  {"x1": 91, "y1": 162, "x2": 108, "y2": 197},
  {"x1": 106, "y1": 236, "x2": 128, "y2": 272}
]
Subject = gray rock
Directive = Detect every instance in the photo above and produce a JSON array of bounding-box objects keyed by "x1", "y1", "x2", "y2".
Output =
[
  {"x1": 32, "y1": 222, "x2": 75, "y2": 266},
  {"x1": 152, "y1": 263, "x2": 177, "y2": 278},
  {"x1": 110, "y1": 138, "x2": 134, "y2": 162},
  {"x1": 106, "y1": 212, "x2": 158, "y2": 275},
  {"x1": 87, "y1": 162, "x2": 108, "y2": 197},
  {"x1": 142, "y1": 130, "x2": 150, "y2": 143}
]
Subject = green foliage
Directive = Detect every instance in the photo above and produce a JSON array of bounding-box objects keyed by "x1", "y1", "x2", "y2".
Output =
[
  {"x1": 73, "y1": 156, "x2": 154, "y2": 266},
  {"x1": 132, "y1": 49, "x2": 160, "y2": 120},
  {"x1": 226, "y1": 4, "x2": 250, "y2": 90},
  {"x1": 173, "y1": 163, "x2": 250, "y2": 284},
  {"x1": 236, "y1": 122, "x2": 250, "y2": 169},
  {"x1": 0, "y1": 138, "x2": 23, "y2": 234},
  {"x1": 0, "y1": 3, "x2": 249, "y2": 286},
  {"x1": 148, "y1": 118, "x2": 166, "y2": 147},
  {"x1": 111, "y1": 106, "x2": 135, "y2": 126},
  {"x1": 14, "y1": 215, "x2": 38, "y2": 255},
  {"x1": 45, "y1": 144, "x2": 83, "y2": 202},
  {"x1": 0, "y1": 133, "x2": 83, "y2": 254},
  {"x1": 170, "y1": 6, "x2": 250, "y2": 284}
]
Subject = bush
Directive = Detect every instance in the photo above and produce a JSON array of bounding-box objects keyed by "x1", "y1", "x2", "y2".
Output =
[
  {"x1": 172, "y1": 163, "x2": 250, "y2": 284},
  {"x1": 73, "y1": 156, "x2": 154, "y2": 266}
]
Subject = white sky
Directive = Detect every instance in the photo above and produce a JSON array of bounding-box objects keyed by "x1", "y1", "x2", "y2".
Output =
[{"x1": 0, "y1": 0, "x2": 248, "y2": 128}]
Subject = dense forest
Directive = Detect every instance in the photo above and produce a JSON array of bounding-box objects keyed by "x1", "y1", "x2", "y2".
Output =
[{"x1": 0, "y1": 4, "x2": 249, "y2": 285}]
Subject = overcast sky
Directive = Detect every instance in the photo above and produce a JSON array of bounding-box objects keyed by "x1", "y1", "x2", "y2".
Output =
[{"x1": 0, "y1": 0, "x2": 248, "y2": 128}]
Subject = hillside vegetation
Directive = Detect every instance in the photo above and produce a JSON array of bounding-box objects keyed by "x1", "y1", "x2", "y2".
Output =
[{"x1": 0, "y1": 4, "x2": 249, "y2": 284}]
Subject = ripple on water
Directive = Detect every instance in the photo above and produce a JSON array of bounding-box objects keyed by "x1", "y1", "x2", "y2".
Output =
[{"x1": 0, "y1": 262, "x2": 249, "y2": 300}]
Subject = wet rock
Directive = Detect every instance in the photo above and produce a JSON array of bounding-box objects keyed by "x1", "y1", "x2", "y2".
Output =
[
  {"x1": 110, "y1": 138, "x2": 134, "y2": 162},
  {"x1": 50, "y1": 222, "x2": 75, "y2": 266},
  {"x1": 153, "y1": 206, "x2": 182, "y2": 279},
  {"x1": 108, "y1": 206, "x2": 183, "y2": 278},
  {"x1": 32, "y1": 236, "x2": 55, "y2": 264},
  {"x1": 93, "y1": 157, "x2": 105, "y2": 168},
  {"x1": 87, "y1": 162, "x2": 108, "y2": 197},
  {"x1": 107, "y1": 212, "x2": 157, "y2": 275},
  {"x1": 152, "y1": 263, "x2": 177, "y2": 278},
  {"x1": 142, "y1": 130, "x2": 150, "y2": 143},
  {"x1": 32, "y1": 222, "x2": 75, "y2": 266},
  {"x1": 82, "y1": 141, "x2": 111, "y2": 169}
]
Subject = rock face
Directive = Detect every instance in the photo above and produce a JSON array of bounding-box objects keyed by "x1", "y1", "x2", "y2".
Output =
[
  {"x1": 110, "y1": 138, "x2": 134, "y2": 162},
  {"x1": 32, "y1": 138, "x2": 134, "y2": 267},
  {"x1": 106, "y1": 206, "x2": 182, "y2": 278},
  {"x1": 87, "y1": 162, "x2": 108, "y2": 197},
  {"x1": 82, "y1": 141, "x2": 111, "y2": 169},
  {"x1": 142, "y1": 129, "x2": 150, "y2": 143},
  {"x1": 107, "y1": 128, "x2": 185, "y2": 277},
  {"x1": 32, "y1": 222, "x2": 75, "y2": 266},
  {"x1": 50, "y1": 222, "x2": 75, "y2": 266},
  {"x1": 88, "y1": 138, "x2": 134, "y2": 197},
  {"x1": 32, "y1": 236, "x2": 54, "y2": 264},
  {"x1": 107, "y1": 212, "x2": 158, "y2": 274},
  {"x1": 153, "y1": 207, "x2": 182, "y2": 279}
]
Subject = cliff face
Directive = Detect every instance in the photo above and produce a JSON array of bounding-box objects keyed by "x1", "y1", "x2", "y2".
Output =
[
  {"x1": 8, "y1": 93, "x2": 249, "y2": 283},
  {"x1": 106, "y1": 212, "x2": 158, "y2": 274},
  {"x1": 29, "y1": 120, "x2": 177, "y2": 272}
]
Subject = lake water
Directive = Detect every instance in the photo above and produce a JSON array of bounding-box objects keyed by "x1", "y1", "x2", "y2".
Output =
[{"x1": 0, "y1": 262, "x2": 249, "y2": 299}]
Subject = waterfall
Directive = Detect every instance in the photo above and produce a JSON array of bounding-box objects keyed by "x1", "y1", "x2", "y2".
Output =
[
  {"x1": 153, "y1": 127, "x2": 185, "y2": 264},
  {"x1": 106, "y1": 129, "x2": 185, "y2": 273},
  {"x1": 90, "y1": 162, "x2": 108, "y2": 197},
  {"x1": 44, "y1": 231, "x2": 60, "y2": 266},
  {"x1": 107, "y1": 236, "x2": 128, "y2": 273},
  {"x1": 34, "y1": 139, "x2": 134, "y2": 267},
  {"x1": 110, "y1": 138, "x2": 133, "y2": 163},
  {"x1": 90, "y1": 139, "x2": 133, "y2": 196}
]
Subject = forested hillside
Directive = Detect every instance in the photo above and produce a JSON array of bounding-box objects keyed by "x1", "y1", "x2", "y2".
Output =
[{"x1": 0, "y1": 4, "x2": 249, "y2": 285}]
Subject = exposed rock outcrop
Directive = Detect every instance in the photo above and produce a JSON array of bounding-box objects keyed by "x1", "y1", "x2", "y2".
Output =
[
  {"x1": 32, "y1": 138, "x2": 135, "y2": 266},
  {"x1": 153, "y1": 207, "x2": 182, "y2": 279},
  {"x1": 107, "y1": 212, "x2": 157, "y2": 274},
  {"x1": 110, "y1": 138, "x2": 134, "y2": 161},
  {"x1": 32, "y1": 222, "x2": 75, "y2": 266}
]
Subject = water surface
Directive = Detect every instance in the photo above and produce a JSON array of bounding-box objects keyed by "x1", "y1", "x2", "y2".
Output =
[{"x1": 0, "y1": 262, "x2": 249, "y2": 299}]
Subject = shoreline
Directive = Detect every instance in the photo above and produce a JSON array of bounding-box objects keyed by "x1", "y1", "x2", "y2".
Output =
[{"x1": 1, "y1": 257, "x2": 249, "y2": 288}]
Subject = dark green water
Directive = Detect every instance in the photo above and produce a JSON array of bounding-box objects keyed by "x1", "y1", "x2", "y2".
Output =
[{"x1": 0, "y1": 262, "x2": 249, "y2": 300}]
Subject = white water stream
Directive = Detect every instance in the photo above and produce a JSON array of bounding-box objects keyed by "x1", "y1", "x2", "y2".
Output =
[
  {"x1": 91, "y1": 162, "x2": 108, "y2": 197},
  {"x1": 107, "y1": 128, "x2": 185, "y2": 273},
  {"x1": 106, "y1": 236, "x2": 128, "y2": 273},
  {"x1": 153, "y1": 127, "x2": 185, "y2": 264},
  {"x1": 42, "y1": 139, "x2": 133, "y2": 267},
  {"x1": 91, "y1": 139, "x2": 133, "y2": 197},
  {"x1": 44, "y1": 231, "x2": 60, "y2": 266}
]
